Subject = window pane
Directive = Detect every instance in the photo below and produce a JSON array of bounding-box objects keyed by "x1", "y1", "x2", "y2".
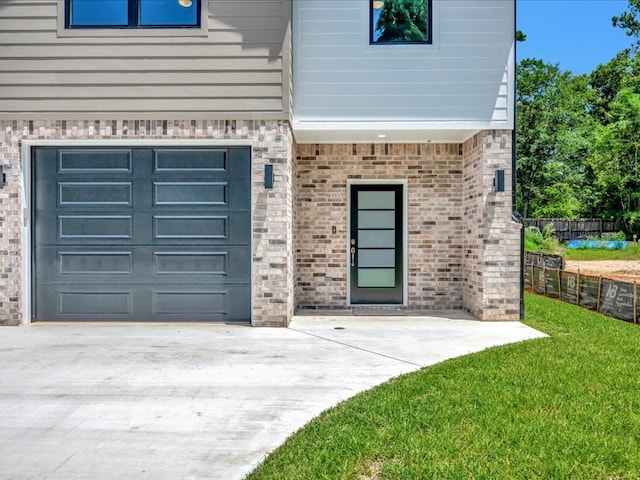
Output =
[
  {"x1": 358, "y1": 191, "x2": 395, "y2": 210},
  {"x1": 359, "y1": 249, "x2": 395, "y2": 268},
  {"x1": 358, "y1": 268, "x2": 395, "y2": 288},
  {"x1": 371, "y1": 0, "x2": 430, "y2": 44},
  {"x1": 358, "y1": 210, "x2": 395, "y2": 229},
  {"x1": 358, "y1": 230, "x2": 395, "y2": 248},
  {"x1": 70, "y1": 0, "x2": 128, "y2": 26},
  {"x1": 140, "y1": 0, "x2": 198, "y2": 26}
]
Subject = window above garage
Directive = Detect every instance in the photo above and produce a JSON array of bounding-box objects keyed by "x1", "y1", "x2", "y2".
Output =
[{"x1": 66, "y1": 0, "x2": 200, "y2": 28}]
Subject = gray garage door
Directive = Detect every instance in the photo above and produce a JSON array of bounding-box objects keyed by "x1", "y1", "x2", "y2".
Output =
[{"x1": 33, "y1": 146, "x2": 251, "y2": 322}]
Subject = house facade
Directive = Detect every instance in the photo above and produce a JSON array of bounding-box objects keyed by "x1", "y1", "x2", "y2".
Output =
[{"x1": 0, "y1": 0, "x2": 520, "y2": 326}]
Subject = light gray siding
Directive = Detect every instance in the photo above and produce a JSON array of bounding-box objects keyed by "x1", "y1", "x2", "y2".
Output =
[
  {"x1": 293, "y1": 0, "x2": 514, "y2": 130},
  {"x1": 0, "y1": 0, "x2": 291, "y2": 119}
]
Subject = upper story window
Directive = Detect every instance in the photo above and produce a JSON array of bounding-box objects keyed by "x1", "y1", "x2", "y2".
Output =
[
  {"x1": 371, "y1": 0, "x2": 432, "y2": 44},
  {"x1": 66, "y1": 0, "x2": 200, "y2": 28}
]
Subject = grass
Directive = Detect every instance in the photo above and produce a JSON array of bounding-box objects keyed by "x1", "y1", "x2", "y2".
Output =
[
  {"x1": 564, "y1": 243, "x2": 640, "y2": 261},
  {"x1": 247, "y1": 293, "x2": 640, "y2": 480}
]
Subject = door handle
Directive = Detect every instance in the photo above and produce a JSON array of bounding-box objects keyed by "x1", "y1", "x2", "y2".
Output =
[{"x1": 351, "y1": 247, "x2": 356, "y2": 267}]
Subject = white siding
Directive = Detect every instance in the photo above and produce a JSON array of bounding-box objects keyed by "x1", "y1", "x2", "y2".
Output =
[
  {"x1": 0, "y1": 0, "x2": 291, "y2": 119},
  {"x1": 292, "y1": 0, "x2": 514, "y2": 137}
]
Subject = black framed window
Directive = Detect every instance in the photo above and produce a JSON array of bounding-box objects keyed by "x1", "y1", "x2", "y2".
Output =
[
  {"x1": 66, "y1": 0, "x2": 200, "y2": 28},
  {"x1": 371, "y1": 0, "x2": 432, "y2": 44}
]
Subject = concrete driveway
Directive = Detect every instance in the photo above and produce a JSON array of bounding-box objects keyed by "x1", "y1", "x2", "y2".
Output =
[{"x1": 0, "y1": 312, "x2": 545, "y2": 480}]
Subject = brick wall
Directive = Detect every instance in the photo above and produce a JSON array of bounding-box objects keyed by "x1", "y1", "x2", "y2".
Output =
[
  {"x1": 295, "y1": 142, "x2": 465, "y2": 311},
  {"x1": 462, "y1": 130, "x2": 521, "y2": 320},
  {"x1": 295, "y1": 133, "x2": 520, "y2": 319},
  {"x1": 0, "y1": 120, "x2": 295, "y2": 327}
]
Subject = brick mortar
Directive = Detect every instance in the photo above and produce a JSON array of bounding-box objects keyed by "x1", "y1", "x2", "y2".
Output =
[
  {"x1": 0, "y1": 119, "x2": 294, "y2": 327},
  {"x1": 295, "y1": 143, "x2": 465, "y2": 311},
  {"x1": 462, "y1": 130, "x2": 520, "y2": 320},
  {"x1": 295, "y1": 134, "x2": 520, "y2": 320}
]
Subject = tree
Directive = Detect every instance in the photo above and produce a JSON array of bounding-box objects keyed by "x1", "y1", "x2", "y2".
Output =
[
  {"x1": 589, "y1": 88, "x2": 640, "y2": 234},
  {"x1": 613, "y1": 0, "x2": 640, "y2": 43},
  {"x1": 589, "y1": 50, "x2": 633, "y2": 125},
  {"x1": 515, "y1": 1, "x2": 640, "y2": 230},
  {"x1": 516, "y1": 59, "x2": 594, "y2": 218},
  {"x1": 375, "y1": 0, "x2": 427, "y2": 43}
]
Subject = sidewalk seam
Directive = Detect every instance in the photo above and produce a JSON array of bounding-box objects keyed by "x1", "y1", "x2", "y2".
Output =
[{"x1": 287, "y1": 327, "x2": 423, "y2": 368}]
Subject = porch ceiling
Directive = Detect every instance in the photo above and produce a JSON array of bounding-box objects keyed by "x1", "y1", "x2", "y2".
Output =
[{"x1": 291, "y1": 121, "x2": 483, "y2": 144}]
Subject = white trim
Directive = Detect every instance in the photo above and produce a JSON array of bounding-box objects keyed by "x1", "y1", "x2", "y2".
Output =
[
  {"x1": 21, "y1": 139, "x2": 253, "y2": 147},
  {"x1": 56, "y1": 0, "x2": 209, "y2": 38},
  {"x1": 346, "y1": 179, "x2": 408, "y2": 307},
  {"x1": 20, "y1": 145, "x2": 32, "y2": 325},
  {"x1": 20, "y1": 139, "x2": 253, "y2": 324}
]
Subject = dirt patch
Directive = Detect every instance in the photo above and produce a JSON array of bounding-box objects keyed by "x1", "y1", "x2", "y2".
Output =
[{"x1": 564, "y1": 260, "x2": 640, "y2": 282}]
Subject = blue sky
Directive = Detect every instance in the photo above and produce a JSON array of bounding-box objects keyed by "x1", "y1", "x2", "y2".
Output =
[{"x1": 517, "y1": 0, "x2": 635, "y2": 74}]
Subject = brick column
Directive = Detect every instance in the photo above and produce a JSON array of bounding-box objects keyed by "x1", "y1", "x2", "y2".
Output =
[{"x1": 463, "y1": 130, "x2": 521, "y2": 320}]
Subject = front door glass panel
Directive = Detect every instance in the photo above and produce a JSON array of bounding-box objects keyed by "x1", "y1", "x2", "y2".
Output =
[{"x1": 350, "y1": 184, "x2": 403, "y2": 304}]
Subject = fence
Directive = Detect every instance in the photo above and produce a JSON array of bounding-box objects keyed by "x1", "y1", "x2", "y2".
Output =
[
  {"x1": 524, "y1": 260, "x2": 638, "y2": 324},
  {"x1": 524, "y1": 252, "x2": 564, "y2": 270},
  {"x1": 524, "y1": 218, "x2": 619, "y2": 242}
]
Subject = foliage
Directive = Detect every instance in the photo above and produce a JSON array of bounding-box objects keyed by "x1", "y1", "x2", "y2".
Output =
[
  {"x1": 248, "y1": 293, "x2": 640, "y2": 479},
  {"x1": 590, "y1": 88, "x2": 640, "y2": 234},
  {"x1": 375, "y1": 0, "x2": 427, "y2": 43},
  {"x1": 524, "y1": 224, "x2": 562, "y2": 253},
  {"x1": 517, "y1": 1, "x2": 640, "y2": 236},
  {"x1": 613, "y1": 0, "x2": 640, "y2": 44},
  {"x1": 516, "y1": 60, "x2": 595, "y2": 219}
]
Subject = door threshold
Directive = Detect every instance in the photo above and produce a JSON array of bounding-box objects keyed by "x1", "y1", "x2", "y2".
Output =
[{"x1": 352, "y1": 307, "x2": 407, "y2": 316}]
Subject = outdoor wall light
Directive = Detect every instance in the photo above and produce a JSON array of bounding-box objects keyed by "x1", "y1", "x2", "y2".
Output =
[
  {"x1": 494, "y1": 169, "x2": 505, "y2": 192},
  {"x1": 0, "y1": 166, "x2": 5, "y2": 187},
  {"x1": 264, "y1": 164, "x2": 274, "y2": 189}
]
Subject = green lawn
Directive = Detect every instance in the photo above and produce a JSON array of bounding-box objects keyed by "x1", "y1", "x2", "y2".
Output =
[
  {"x1": 247, "y1": 293, "x2": 640, "y2": 480},
  {"x1": 564, "y1": 243, "x2": 640, "y2": 261}
]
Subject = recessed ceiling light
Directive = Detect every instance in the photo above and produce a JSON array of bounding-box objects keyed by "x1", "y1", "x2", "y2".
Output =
[{"x1": 377, "y1": 134, "x2": 387, "y2": 138}]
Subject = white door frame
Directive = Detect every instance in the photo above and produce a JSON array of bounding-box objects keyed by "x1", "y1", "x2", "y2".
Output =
[{"x1": 346, "y1": 179, "x2": 408, "y2": 307}]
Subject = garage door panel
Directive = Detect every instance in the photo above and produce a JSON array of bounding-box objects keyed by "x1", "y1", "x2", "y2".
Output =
[
  {"x1": 59, "y1": 215, "x2": 134, "y2": 240},
  {"x1": 37, "y1": 246, "x2": 250, "y2": 283},
  {"x1": 37, "y1": 247, "x2": 134, "y2": 281},
  {"x1": 150, "y1": 286, "x2": 250, "y2": 320},
  {"x1": 152, "y1": 212, "x2": 250, "y2": 245},
  {"x1": 37, "y1": 212, "x2": 250, "y2": 246},
  {"x1": 153, "y1": 182, "x2": 227, "y2": 206},
  {"x1": 153, "y1": 148, "x2": 227, "y2": 172},
  {"x1": 59, "y1": 250, "x2": 134, "y2": 276},
  {"x1": 59, "y1": 149, "x2": 133, "y2": 172},
  {"x1": 35, "y1": 287, "x2": 134, "y2": 319},
  {"x1": 33, "y1": 146, "x2": 251, "y2": 322},
  {"x1": 227, "y1": 147, "x2": 252, "y2": 179},
  {"x1": 152, "y1": 248, "x2": 250, "y2": 281},
  {"x1": 35, "y1": 285, "x2": 250, "y2": 322},
  {"x1": 59, "y1": 182, "x2": 133, "y2": 206},
  {"x1": 59, "y1": 291, "x2": 134, "y2": 316}
]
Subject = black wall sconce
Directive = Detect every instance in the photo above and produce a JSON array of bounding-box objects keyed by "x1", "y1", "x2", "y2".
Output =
[
  {"x1": 494, "y1": 169, "x2": 505, "y2": 192},
  {"x1": 0, "y1": 166, "x2": 5, "y2": 187},
  {"x1": 264, "y1": 164, "x2": 274, "y2": 189}
]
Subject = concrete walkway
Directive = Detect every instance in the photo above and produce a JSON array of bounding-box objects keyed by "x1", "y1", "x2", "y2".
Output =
[{"x1": 0, "y1": 313, "x2": 545, "y2": 480}]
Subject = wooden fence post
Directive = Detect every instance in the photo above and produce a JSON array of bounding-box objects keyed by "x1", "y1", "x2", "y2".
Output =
[{"x1": 634, "y1": 282, "x2": 638, "y2": 325}]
